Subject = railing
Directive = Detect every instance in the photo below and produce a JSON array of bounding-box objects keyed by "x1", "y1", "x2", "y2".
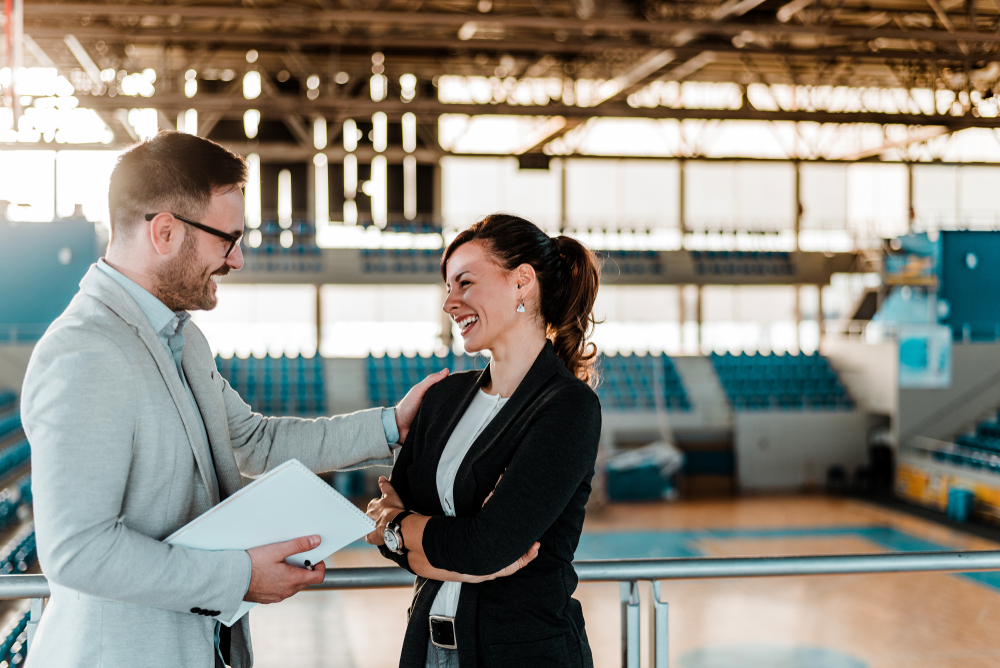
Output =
[{"x1": 5, "y1": 550, "x2": 1000, "y2": 667}]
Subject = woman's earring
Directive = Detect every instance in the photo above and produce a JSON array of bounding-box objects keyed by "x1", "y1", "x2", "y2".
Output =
[{"x1": 516, "y1": 298, "x2": 526, "y2": 313}]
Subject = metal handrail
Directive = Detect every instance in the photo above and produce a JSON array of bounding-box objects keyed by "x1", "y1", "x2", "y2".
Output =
[{"x1": 5, "y1": 549, "x2": 1000, "y2": 598}]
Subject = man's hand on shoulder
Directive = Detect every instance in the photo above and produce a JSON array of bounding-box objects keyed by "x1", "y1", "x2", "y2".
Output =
[
  {"x1": 244, "y1": 535, "x2": 325, "y2": 604},
  {"x1": 395, "y1": 368, "x2": 449, "y2": 443}
]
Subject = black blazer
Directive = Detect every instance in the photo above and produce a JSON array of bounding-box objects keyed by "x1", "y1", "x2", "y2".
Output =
[{"x1": 378, "y1": 341, "x2": 602, "y2": 668}]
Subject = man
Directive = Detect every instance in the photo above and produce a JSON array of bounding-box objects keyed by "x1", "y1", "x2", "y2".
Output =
[{"x1": 20, "y1": 132, "x2": 446, "y2": 668}]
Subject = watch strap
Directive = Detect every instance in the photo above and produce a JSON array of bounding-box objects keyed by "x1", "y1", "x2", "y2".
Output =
[
  {"x1": 388, "y1": 509, "x2": 415, "y2": 532},
  {"x1": 387, "y1": 510, "x2": 416, "y2": 554}
]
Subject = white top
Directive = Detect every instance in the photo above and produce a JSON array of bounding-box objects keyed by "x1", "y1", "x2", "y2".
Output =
[{"x1": 428, "y1": 389, "x2": 509, "y2": 618}]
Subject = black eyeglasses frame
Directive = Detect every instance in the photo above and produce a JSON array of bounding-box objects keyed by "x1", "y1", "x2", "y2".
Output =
[{"x1": 144, "y1": 212, "x2": 243, "y2": 258}]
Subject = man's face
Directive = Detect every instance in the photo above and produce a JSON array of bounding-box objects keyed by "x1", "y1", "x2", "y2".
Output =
[{"x1": 155, "y1": 188, "x2": 245, "y2": 311}]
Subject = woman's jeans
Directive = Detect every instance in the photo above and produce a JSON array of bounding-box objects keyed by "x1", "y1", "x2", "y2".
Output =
[{"x1": 425, "y1": 639, "x2": 460, "y2": 668}]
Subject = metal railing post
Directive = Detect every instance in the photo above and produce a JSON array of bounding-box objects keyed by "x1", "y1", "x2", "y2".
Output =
[
  {"x1": 619, "y1": 580, "x2": 639, "y2": 668},
  {"x1": 26, "y1": 597, "x2": 42, "y2": 650},
  {"x1": 649, "y1": 580, "x2": 669, "y2": 668}
]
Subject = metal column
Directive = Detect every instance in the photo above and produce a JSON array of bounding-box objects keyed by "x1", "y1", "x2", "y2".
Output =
[
  {"x1": 9, "y1": 0, "x2": 23, "y2": 123},
  {"x1": 817, "y1": 283, "x2": 825, "y2": 340},
  {"x1": 315, "y1": 284, "x2": 323, "y2": 353},
  {"x1": 678, "y1": 159, "x2": 686, "y2": 247},
  {"x1": 26, "y1": 597, "x2": 42, "y2": 650},
  {"x1": 649, "y1": 581, "x2": 669, "y2": 668},
  {"x1": 793, "y1": 161, "x2": 801, "y2": 251},
  {"x1": 695, "y1": 285, "x2": 703, "y2": 354},
  {"x1": 620, "y1": 580, "x2": 640, "y2": 668},
  {"x1": 907, "y1": 162, "x2": 915, "y2": 232}
]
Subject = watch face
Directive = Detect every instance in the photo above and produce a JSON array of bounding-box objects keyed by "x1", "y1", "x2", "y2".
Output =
[{"x1": 384, "y1": 529, "x2": 399, "y2": 552}]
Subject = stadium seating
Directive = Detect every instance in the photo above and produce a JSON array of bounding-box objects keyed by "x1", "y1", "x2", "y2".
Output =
[
  {"x1": 383, "y1": 221, "x2": 443, "y2": 235},
  {"x1": 596, "y1": 354, "x2": 691, "y2": 411},
  {"x1": 603, "y1": 251, "x2": 663, "y2": 277},
  {"x1": 367, "y1": 352, "x2": 483, "y2": 406},
  {"x1": 0, "y1": 441, "x2": 30, "y2": 481},
  {"x1": 691, "y1": 250, "x2": 794, "y2": 277},
  {"x1": 0, "y1": 392, "x2": 15, "y2": 414},
  {"x1": 242, "y1": 220, "x2": 323, "y2": 273},
  {"x1": 935, "y1": 413, "x2": 1000, "y2": 473},
  {"x1": 360, "y1": 248, "x2": 441, "y2": 275},
  {"x1": 710, "y1": 352, "x2": 854, "y2": 410},
  {"x1": 0, "y1": 475, "x2": 31, "y2": 535},
  {"x1": 215, "y1": 355, "x2": 326, "y2": 416},
  {"x1": 0, "y1": 608, "x2": 29, "y2": 667},
  {"x1": 0, "y1": 524, "x2": 35, "y2": 575},
  {"x1": 0, "y1": 412, "x2": 19, "y2": 443}
]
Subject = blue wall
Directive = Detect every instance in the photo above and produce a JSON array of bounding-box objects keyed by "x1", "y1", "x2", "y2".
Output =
[
  {"x1": 0, "y1": 221, "x2": 100, "y2": 340},
  {"x1": 940, "y1": 231, "x2": 1000, "y2": 339}
]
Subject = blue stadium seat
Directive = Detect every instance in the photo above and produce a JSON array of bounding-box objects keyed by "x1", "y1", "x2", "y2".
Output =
[
  {"x1": 594, "y1": 354, "x2": 692, "y2": 412},
  {"x1": 0, "y1": 391, "x2": 16, "y2": 414},
  {"x1": 215, "y1": 355, "x2": 326, "y2": 416},
  {"x1": 710, "y1": 352, "x2": 854, "y2": 412},
  {"x1": 366, "y1": 353, "x2": 486, "y2": 406},
  {"x1": 0, "y1": 411, "x2": 20, "y2": 442},
  {"x1": 0, "y1": 608, "x2": 29, "y2": 667}
]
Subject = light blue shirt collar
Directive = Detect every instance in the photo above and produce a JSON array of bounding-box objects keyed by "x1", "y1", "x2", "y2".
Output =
[{"x1": 96, "y1": 259, "x2": 187, "y2": 343}]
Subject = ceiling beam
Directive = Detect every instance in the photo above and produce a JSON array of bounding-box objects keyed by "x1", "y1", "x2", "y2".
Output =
[
  {"x1": 22, "y1": 5, "x2": 1000, "y2": 45},
  {"x1": 835, "y1": 126, "x2": 955, "y2": 160},
  {"x1": 282, "y1": 113, "x2": 314, "y2": 148},
  {"x1": 63, "y1": 34, "x2": 102, "y2": 86},
  {"x1": 23, "y1": 27, "x2": 997, "y2": 64},
  {"x1": 22, "y1": 35, "x2": 55, "y2": 68},
  {"x1": 68, "y1": 93, "x2": 1000, "y2": 128},
  {"x1": 15, "y1": 138, "x2": 1000, "y2": 166}
]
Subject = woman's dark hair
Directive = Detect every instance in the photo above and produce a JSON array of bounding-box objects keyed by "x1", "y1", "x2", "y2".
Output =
[{"x1": 441, "y1": 214, "x2": 601, "y2": 386}]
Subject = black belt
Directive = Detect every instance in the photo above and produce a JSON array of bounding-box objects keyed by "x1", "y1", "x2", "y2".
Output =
[{"x1": 429, "y1": 615, "x2": 457, "y2": 650}]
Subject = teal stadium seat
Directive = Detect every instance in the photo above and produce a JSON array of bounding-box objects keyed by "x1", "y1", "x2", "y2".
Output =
[
  {"x1": 366, "y1": 352, "x2": 467, "y2": 406},
  {"x1": 0, "y1": 608, "x2": 30, "y2": 667},
  {"x1": 0, "y1": 412, "x2": 20, "y2": 442},
  {"x1": 937, "y1": 410, "x2": 1000, "y2": 475},
  {"x1": 215, "y1": 355, "x2": 326, "y2": 417},
  {"x1": 710, "y1": 352, "x2": 854, "y2": 411},
  {"x1": 0, "y1": 524, "x2": 36, "y2": 575},
  {"x1": 0, "y1": 391, "x2": 16, "y2": 414},
  {"x1": 594, "y1": 354, "x2": 692, "y2": 412}
]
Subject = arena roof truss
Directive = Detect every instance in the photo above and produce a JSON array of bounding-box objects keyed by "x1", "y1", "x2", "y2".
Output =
[{"x1": 6, "y1": 0, "x2": 1000, "y2": 161}]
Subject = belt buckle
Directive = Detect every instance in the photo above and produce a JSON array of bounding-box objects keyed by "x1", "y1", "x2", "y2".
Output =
[{"x1": 429, "y1": 615, "x2": 458, "y2": 650}]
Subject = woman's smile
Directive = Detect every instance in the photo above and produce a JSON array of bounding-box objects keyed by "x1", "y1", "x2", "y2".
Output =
[{"x1": 456, "y1": 314, "x2": 479, "y2": 336}]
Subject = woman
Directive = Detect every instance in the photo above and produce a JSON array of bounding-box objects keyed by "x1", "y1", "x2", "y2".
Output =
[{"x1": 366, "y1": 214, "x2": 602, "y2": 668}]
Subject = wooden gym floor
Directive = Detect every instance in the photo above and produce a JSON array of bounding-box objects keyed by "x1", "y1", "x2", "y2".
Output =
[{"x1": 248, "y1": 495, "x2": 1000, "y2": 668}]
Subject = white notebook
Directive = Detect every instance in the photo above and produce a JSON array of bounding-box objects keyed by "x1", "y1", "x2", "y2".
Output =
[{"x1": 165, "y1": 458, "x2": 376, "y2": 626}]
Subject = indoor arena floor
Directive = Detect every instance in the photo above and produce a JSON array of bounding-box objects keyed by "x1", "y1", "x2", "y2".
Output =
[{"x1": 248, "y1": 495, "x2": 1000, "y2": 668}]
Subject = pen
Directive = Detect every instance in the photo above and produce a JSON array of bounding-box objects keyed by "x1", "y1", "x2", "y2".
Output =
[{"x1": 304, "y1": 560, "x2": 314, "y2": 571}]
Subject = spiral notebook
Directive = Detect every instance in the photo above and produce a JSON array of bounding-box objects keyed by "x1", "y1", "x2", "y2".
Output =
[{"x1": 165, "y1": 458, "x2": 376, "y2": 626}]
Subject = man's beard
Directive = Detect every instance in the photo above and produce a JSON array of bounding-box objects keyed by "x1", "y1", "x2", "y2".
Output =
[{"x1": 154, "y1": 234, "x2": 229, "y2": 311}]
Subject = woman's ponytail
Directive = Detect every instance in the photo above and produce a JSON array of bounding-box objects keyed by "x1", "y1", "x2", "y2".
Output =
[
  {"x1": 441, "y1": 214, "x2": 602, "y2": 387},
  {"x1": 546, "y1": 236, "x2": 600, "y2": 386}
]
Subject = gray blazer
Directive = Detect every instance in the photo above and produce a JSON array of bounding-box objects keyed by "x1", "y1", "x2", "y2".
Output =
[{"x1": 21, "y1": 265, "x2": 392, "y2": 668}]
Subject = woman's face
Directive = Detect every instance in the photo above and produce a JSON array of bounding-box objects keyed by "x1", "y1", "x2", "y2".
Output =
[{"x1": 442, "y1": 241, "x2": 521, "y2": 353}]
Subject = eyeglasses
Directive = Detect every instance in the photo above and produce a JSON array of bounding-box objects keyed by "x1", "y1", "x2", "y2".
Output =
[{"x1": 144, "y1": 212, "x2": 243, "y2": 258}]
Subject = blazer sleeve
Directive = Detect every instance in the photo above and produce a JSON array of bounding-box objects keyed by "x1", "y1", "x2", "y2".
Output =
[
  {"x1": 22, "y1": 327, "x2": 251, "y2": 620},
  {"x1": 420, "y1": 385, "x2": 601, "y2": 576}
]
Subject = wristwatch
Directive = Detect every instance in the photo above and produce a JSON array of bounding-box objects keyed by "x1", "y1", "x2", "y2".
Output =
[{"x1": 384, "y1": 510, "x2": 416, "y2": 555}]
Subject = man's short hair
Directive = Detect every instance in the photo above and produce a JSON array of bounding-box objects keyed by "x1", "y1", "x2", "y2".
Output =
[{"x1": 108, "y1": 131, "x2": 247, "y2": 243}]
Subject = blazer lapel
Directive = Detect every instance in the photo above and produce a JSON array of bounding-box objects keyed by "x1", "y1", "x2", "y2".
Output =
[
  {"x1": 452, "y1": 342, "x2": 564, "y2": 511},
  {"x1": 80, "y1": 268, "x2": 219, "y2": 501},
  {"x1": 182, "y1": 334, "x2": 244, "y2": 501},
  {"x1": 408, "y1": 370, "x2": 485, "y2": 515}
]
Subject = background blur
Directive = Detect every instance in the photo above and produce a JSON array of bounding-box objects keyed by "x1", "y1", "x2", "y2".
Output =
[{"x1": 6, "y1": 1, "x2": 1000, "y2": 666}]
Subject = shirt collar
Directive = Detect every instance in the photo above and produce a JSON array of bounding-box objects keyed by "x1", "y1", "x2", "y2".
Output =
[{"x1": 96, "y1": 259, "x2": 188, "y2": 339}]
